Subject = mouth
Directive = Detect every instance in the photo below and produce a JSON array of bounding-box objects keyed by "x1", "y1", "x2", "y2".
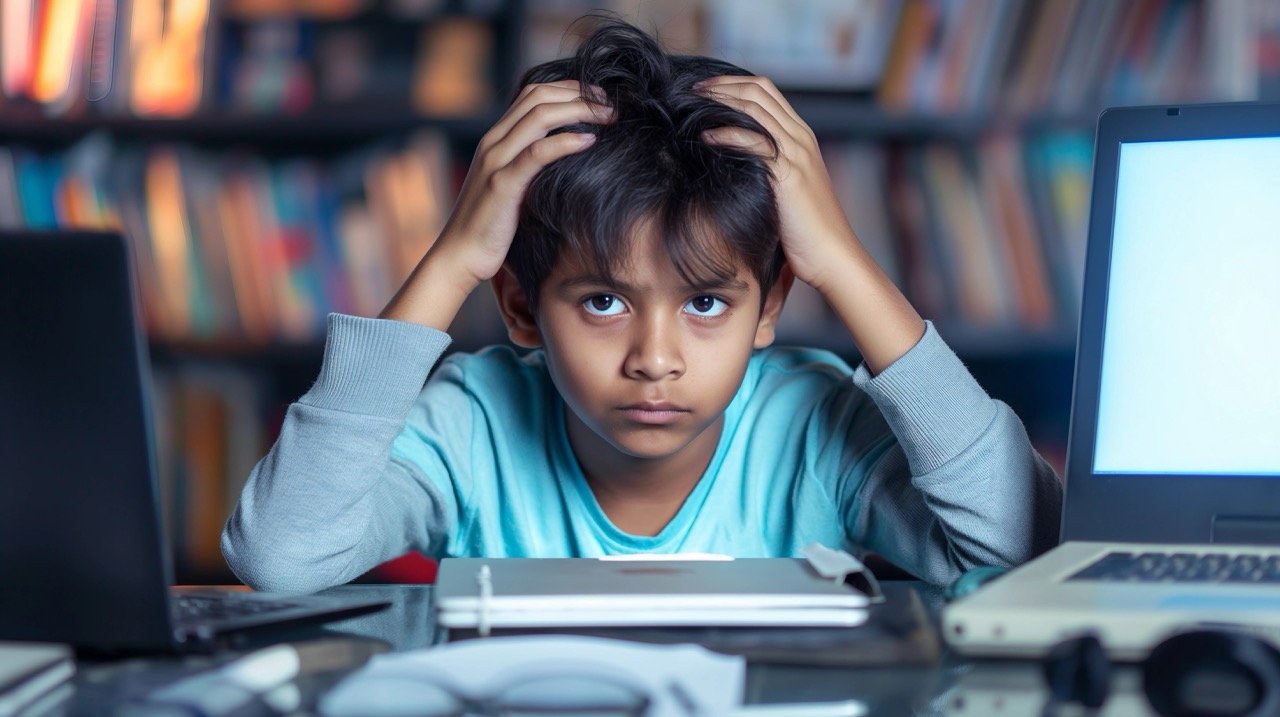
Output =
[{"x1": 618, "y1": 402, "x2": 690, "y2": 425}]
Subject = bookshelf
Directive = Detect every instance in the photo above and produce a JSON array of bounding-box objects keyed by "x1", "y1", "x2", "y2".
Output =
[{"x1": 3, "y1": 0, "x2": 1279, "y2": 582}]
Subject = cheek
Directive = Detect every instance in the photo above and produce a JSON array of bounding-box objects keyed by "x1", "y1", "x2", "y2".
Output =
[
  {"x1": 686, "y1": 336, "x2": 755, "y2": 401},
  {"x1": 542, "y1": 335, "x2": 620, "y2": 414}
]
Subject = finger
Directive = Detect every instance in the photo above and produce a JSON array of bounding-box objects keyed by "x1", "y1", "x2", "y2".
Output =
[
  {"x1": 485, "y1": 81, "x2": 606, "y2": 150},
  {"x1": 494, "y1": 131, "x2": 598, "y2": 194},
  {"x1": 700, "y1": 81, "x2": 806, "y2": 143},
  {"x1": 696, "y1": 75, "x2": 807, "y2": 131},
  {"x1": 701, "y1": 126, "x2": 773, "y2": 155},
  {"x1": 697, "y1": 92, "x2": 797, "y2": 153},
  {"x1": 485, "y1": 83, "x2": 586, "y2": 148},
  {"x1": 487, "y1": 98, "x2": 615, "y2": 168}
]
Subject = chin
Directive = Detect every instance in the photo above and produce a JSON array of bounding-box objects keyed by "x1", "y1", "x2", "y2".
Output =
[{"x1": 606, "y1": 427, "x2": 697, "y2": 460}]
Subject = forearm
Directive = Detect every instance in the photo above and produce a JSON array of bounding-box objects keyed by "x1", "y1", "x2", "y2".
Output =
[
  {"x1": 847, "y1": 324, "x2": 1062, "y2": 584},
  {"x1": 855, "y1": 411, "x2": 1061, "y2": 586},
  {"x1": 812, "y1": 237, "x2": 925, "y2": 376},
  {"x1": 911, "y1": 405, "x2": 1061, "y2": 576},
  {"x1": 379, "y1": 243, "x2": 480, "y2": 331},
  {"x1": 222, "y1": 314, "x2": 453, "y2": 593},
  {"x1": 222, "y1": 408, "x2": 412, "y2": 593}
]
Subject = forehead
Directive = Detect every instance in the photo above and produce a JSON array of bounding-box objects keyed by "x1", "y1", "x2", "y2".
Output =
[
  {"x1": 542, "y1": 213, "x2": 757, "y2": 289},
  {"x1": 546, "y1": 216, "x2": 758, "y2": 292}
]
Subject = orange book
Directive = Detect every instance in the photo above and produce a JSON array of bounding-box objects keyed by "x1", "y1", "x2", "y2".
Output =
[
  {"x1": 877, "y1": 0, "x2": 937, "y2": 110},
  {"x1": 179, "y1": 381, "x2": 229, "y2": 574},
  {"x1": 413, "y1": 17, "x2": 494, "y2": 116},
  {"x1": 979, "y1": 137, "x2": 1055, "y2": 327},
  {"x1": 129, "y1": 0, "x2": 209, "y2": 116},
  {"x1": 2, "y1": 0, "x2": 37, "y2": 98},
  {"x1": 218, "y1": 169, "x2": 276, "y2": 341},
  {"x1": 32, "y1": 0, "x2": 94, "y2": 111},
  {"x1": 144, "y1": 147, "x2": 194, "y2": 337}
]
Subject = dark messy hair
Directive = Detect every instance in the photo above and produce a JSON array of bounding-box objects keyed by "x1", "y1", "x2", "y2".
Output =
[{"x1": 506, "y1": 17, "x2": 784, "y2": 310}]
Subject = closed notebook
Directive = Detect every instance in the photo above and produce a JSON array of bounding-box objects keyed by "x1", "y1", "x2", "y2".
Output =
[
  {"x1": 434, "y1": 554, "x2": 878, "y2": 630},
  {"x1": 0, "y1": 642, "x2": 74, "y2": 717}
]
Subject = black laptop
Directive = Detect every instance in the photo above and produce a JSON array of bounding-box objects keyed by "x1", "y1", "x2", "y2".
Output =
[{"x1": 0, "y1": 230, "x2": 389, "y2": 653}]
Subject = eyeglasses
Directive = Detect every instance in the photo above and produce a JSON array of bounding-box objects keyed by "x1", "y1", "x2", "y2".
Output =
[
  {"x1": 319, "y1": 663, "x2": 657, "y2": 717},
  {"x1": 1043, "y1": 629, "x2": 1280, "y2": 717}
]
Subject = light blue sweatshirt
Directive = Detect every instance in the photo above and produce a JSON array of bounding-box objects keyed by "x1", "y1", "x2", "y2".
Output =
[{"x1": 222, "y1": 314, "x2": 1062, "y2": 593}]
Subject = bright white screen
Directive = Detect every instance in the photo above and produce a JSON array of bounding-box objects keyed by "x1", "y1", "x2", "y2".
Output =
[{"x1": 1094, "y1": 137, "x2": 1280, "y2": 474}]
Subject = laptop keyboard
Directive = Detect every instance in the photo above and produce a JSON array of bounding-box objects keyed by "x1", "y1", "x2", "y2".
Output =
[
  {"x1": 174, "y1": 593, "x2": 300, "y2": 623},
  {"x1": 1069, "y1": 551, "x2": 1280, "y2": 584}
]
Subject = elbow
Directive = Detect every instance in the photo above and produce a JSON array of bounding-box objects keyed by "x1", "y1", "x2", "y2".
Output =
[{"x1": 221, "y1": 513, "x2": 355, "y2": 594}]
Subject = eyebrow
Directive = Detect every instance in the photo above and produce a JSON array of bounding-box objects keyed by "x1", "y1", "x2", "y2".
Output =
[{"x1": 557, "y1": 274, "x2": 751, "y2": 294}]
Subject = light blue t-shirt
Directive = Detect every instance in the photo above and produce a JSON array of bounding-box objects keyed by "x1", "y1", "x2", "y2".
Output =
[
  {"x1": 222, "y1": 314, "x2": 1062, "y2": 593},
  {"x1": 392, "y1": 345, "x2": 896, "y2": 559}
]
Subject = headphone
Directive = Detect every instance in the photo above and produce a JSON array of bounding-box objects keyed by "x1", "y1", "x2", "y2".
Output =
[{"x1": 1043, "y1": 630, "x2": 1280, "y2": 716}]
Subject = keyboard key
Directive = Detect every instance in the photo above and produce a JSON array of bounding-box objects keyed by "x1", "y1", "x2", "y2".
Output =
[{"x1": 1069, "y1": 550, "x2": 1280, "y2": 584}]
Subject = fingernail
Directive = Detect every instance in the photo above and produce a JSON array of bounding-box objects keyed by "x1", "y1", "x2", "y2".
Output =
[{"x1": 577, "y1": 133, "x2": 597, "y2": 145}]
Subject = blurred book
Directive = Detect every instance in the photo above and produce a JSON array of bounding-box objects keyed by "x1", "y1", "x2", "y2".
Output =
[
  {"x1": 128, "y1": 0, "x2": 213, "y2": 116},
  {"x1": 1257, "y1": 1, "x2": 1280, "y2": 99},
  {"x1": 0, "y1": 130, "x2": 452, "y2": 341},
  {"x1": 31, "y1": 0, "x2": 95, "y2": 113},
  {"x1": 875, "y1": 0, "x2": 1274, "y2": 114},
  {"x1": 219, "y1": 18, "x2": 315, "y2": 113},
  {"x1": 154, "y1": 365, "x2": 266, "y2": 577},
  {"x1": 977, "y1": 136, "x2": 1055, "y2": 328},
  {"x1": 413, "y1": 15, "x2": 493, "y2": 115},
  {"x1": 1024, "y1": 131, "x2": 1092, "y2": 321},
  {"x1": 825, "y1": 142, "x2": 901, "y2": 288},
  {"x1": 1, "y1": 0, "x2": 503, "y2": 116},
  {"x1": 704, "y1": 0, "x2": 900, "y2": 91}
]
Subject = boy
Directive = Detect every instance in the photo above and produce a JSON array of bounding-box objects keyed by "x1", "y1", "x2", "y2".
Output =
[{"x1": 223, "y1": 20, "x2": 1062, "y2": 593}]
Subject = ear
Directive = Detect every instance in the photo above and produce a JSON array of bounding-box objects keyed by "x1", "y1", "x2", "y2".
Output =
[
  {"x1": 753, "y1": 263, "x2": 796, "y2": 349},
  {"x1": 490, "y1": 265, "x2": 543, "y2": 348}
]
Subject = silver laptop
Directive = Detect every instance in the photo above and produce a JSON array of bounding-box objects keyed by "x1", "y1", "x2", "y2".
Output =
[
  {"x1": 944, "y1": 102, "x2": 1280, "y2": 660},
  {"x1": 434, "y1": 555, "x2": 877, "y2": 630}
]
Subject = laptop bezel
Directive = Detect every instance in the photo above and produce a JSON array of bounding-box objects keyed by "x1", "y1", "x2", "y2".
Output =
[
  {"x1": 1062, "y1": 102, "x2": 1280, "y2": 544},
  {"x1": 0, "y1": 231, "x2": 181, "y2": 651},
  {"x1": 0, "y1": 231, "x2": 390, "y2": 653}
]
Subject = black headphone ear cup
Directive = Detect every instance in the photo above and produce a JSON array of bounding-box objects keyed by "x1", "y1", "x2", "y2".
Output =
[
  {"x1": 1142, "y1": 631, "x2": 1280, "y2": 717},
  {"x1": 1042, "y1": 633, "x2": 1111, "y2": 709}
]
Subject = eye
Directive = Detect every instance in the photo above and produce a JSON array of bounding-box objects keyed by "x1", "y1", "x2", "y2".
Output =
[
  {"x1": 685, "y1": 295, "x2": 727, "y2": 317},
  {"x1": 582, "y1": 294, "x2": 625, "y2": 317}
]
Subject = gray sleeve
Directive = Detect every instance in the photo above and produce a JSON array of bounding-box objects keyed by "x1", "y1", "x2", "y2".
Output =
[
  {"x1": 845, "y1": 321, "x2": 1063, "y2": 586},
  {"x1": 221, "y1": 313, "x2": 456, "y2": 594}
]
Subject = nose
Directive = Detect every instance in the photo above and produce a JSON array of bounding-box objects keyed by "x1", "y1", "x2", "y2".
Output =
[{"x1": 623, "y1": 313, "x2": 684, "y2": 381}]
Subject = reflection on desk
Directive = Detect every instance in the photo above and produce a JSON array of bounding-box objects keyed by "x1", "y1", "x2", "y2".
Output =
[
  {"x1": 30, "y1": 582, "x2": 1133, "y2": 716},
  {"x1": 943, "y1": 661, "x2": 1157, "y2": 717}
]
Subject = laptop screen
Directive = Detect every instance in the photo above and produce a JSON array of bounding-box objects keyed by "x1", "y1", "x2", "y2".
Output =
[
  {"x1": 1064, "y1": 103, "x2": 1280, "y2": 544},
  {"x1": 1094, "y1": 137, "x2": 1280, "y2": 475}
]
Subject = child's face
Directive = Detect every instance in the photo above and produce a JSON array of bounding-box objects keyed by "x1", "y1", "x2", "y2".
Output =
[{"x1": 531, "y1": 224, "x2": 785, "y2": 470}]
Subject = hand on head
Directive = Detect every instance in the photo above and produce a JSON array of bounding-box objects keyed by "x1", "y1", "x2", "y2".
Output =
[
  {"x1": 380, "y1": 80, "x2": 614, "y2": 328},
  {"x1": 695, "y1": 75, "x2": 861, "y2": 296}
]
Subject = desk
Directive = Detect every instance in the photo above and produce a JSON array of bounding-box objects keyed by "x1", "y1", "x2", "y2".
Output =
[{"x1": 39, "y1": 583, "x2": 1159, "y2": 716}]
